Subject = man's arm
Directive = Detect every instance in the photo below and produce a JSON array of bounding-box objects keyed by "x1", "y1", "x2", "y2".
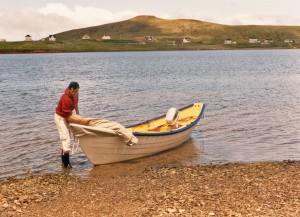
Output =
[
  {"x1": 75, "y1": 94, "x2": 79, "y2": 115},
  {"x1": 75, "y1": 105, "x2": 80, "y2": 115},
  {"x1": 67, "y1": 115, "x2": 90, "y2": 125}
]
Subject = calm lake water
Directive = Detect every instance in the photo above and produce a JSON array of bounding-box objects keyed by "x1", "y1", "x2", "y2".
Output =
[{"x1": 0, "y1": 50, "x2": 300, "y2": 179}]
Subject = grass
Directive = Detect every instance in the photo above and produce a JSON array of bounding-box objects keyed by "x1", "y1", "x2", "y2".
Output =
[{"x1": 0, "y1": 39, "x2": 297, "y2": 54}]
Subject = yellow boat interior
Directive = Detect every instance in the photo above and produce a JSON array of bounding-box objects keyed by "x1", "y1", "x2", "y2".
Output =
[{"x1": 128, "y1": 103, "x2": 204, "y2": 133}]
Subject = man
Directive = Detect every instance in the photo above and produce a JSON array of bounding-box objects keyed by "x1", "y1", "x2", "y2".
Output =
[{"x1": 55, "y1": 82, "x2": 90, "y2": 168}]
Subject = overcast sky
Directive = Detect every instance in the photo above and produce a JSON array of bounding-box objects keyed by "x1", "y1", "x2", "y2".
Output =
[{"x1": 1, "y1": 0, "x2": 300, "y2": 41}]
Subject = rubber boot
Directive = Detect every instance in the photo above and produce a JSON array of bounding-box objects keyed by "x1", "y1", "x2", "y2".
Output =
[{"x1": 61, "y1": 151, "x2": 72, "y2": 168}]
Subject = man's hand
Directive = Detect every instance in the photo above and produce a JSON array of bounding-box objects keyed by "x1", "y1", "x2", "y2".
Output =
[
  {"x1": 67, "y1": 115, "x2": 90, "y2": 125},
  {"x1": 80, "y1": 119, "x2": 90, "y2": 125}
]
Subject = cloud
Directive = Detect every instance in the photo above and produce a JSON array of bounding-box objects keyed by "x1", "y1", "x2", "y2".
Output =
[
  {"x1": 219, "y1": 13, "x2": 300, "y2": 26},
  {"x1": 152, "y1": 12, "x2": 300, "y2": 26},
  {"x1": 0, "y1": 8, "x2": 77, "y2": 41},
  {"x1": 38, "y1": 3, "x2": 137, "y2": 28},
  {"x1": 0, "y1": 4, "x2": 138, "y2": 41}
]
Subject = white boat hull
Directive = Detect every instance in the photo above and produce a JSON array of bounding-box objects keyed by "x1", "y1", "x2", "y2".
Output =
[{"x1": 76, "y1": 125, "x2": 195, "y2": 165}]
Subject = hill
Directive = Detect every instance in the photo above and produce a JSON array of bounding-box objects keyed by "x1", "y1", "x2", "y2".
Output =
[{"x1": 55, "y1": 15, "x2": 300, "y2": 45}]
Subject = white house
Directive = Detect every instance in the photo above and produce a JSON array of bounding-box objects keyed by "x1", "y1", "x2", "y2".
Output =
[
  {"x1": 49, "y1": 35, "x2": 56, "y2": 41},
  {"x1": 144, "y1": 36, "x2": 154, "y2": 41},
  {"x1": 264, "y1": 39, "x2": 273, "y2": 43},
  {"x1": 183, "y1": 37, "x2": 191, "y2": 43},
  {"x1": 82, "y1": 34, "x2": 90, "y2": 40},
  {"x1": 249, "y1": 38, "x2": 259, "y2": 43},
  {"x1": 224, "y1": 39, "x2": 232, "y2": 44},
  {"x1": 102, "y1": 35, "x2": 111, "y2": 40},
  {"x1": 25, "y1": 34, "x2": 32, "y2": 41},
  {"x1": 224, "y1": 39, "x2": 237, "y2": 45},
  {"x1": 284, "y1": 39, "x2": 295, "y2": 43},
  {"x1": 0, "y1": 39, "x2": 6, "y2": 42}
]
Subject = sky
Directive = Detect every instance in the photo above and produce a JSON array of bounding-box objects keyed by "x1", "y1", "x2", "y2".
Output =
[{"x1": 1, "y1": 0, "x2": 300, "y2": 41}]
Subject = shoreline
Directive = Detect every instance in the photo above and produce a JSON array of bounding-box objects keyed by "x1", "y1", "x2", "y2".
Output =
[
  {"x1": 1, "y1": 160, "x2": 300, "y2": 216},
  {"x1": 0, "y1": 50, "x2": 66, "y2": 54},
  {"x1": 0, "y1": 47, "x2": 299, "y2": 55},
  {"x1": 0, "y1": 42, "x2": 299, "y2": 55}
]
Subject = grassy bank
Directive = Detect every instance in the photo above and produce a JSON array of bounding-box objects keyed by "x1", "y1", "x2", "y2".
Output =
[{"x1": 0, "y1": 40, "x2": 297, "y2": 54}]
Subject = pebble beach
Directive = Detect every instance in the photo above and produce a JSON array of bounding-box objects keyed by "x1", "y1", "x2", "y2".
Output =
[{"x1": 1, "y1": 161, "x2": 300, "y2": 217}]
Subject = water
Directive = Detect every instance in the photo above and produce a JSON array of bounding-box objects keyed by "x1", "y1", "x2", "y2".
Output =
[{"x1": 0, "y1": 50, "x2": 300, "y2": 179}]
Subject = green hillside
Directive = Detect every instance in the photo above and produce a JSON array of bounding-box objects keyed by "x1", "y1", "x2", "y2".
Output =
[
  {"x1": 1, "y1": 15, "x2": 300, "y2": 53},
  {"x1": 56, "y1": 15, "x2": 300, "y2": 44}
]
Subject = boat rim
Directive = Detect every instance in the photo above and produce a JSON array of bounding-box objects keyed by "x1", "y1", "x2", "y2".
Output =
[{"x1": 129, "y1": 103, "x2": 206, "y2": 137}]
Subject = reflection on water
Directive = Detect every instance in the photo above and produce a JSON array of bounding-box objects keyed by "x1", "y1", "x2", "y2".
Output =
[
  {"x1": 0, "y1": 50, "x2": 300, "y2": 179},
  {"x1": 88, "y1": 139, "x2": 202, "y2": 178}
]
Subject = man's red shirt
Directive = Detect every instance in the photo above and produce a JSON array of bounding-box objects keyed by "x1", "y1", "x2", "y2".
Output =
[{"x1": 55, "y1": 88, "x2": 78, "y2": 118}]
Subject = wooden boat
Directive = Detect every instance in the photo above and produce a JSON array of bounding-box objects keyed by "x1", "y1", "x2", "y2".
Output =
[{"x1": 69, "y1": 102, "x2": 205, "y2": 165}]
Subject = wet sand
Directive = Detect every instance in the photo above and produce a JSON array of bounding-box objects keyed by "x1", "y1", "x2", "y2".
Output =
[{"x1": 1, "y1": 160, "x2": 300, "y2": 217}]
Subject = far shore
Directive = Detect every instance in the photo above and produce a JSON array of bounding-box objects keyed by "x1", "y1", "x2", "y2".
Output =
[
  {"x1": 0, "y1": 47, "x2": 299, "y2": 55},
  {"x1": 0, "y1": 50, "x2": 66, "y2": 54},
  {"x1": 0, "y1": 40, "x2": 299, "y2": 55},
  {"x1": 1, "y1": 160, "x2": 300, "y2": 216}
]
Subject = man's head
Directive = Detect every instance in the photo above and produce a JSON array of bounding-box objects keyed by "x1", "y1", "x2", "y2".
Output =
[{"x1": 68, "y1": 82, "x2": 79, "y2": 96}]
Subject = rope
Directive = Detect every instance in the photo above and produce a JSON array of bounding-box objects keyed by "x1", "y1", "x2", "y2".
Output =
[{"x1": 71, "y1": 135, "x2": 79, "y2": 155}]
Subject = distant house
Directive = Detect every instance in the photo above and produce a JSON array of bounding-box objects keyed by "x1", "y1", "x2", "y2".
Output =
[
  {"x1": 264, "y1": 39, "x2": 273, "y2": 43},
  {"x1": 25, "y1": 34, "x2": 32, "y2": 41},
  {"x1": 0, "y1": 39, "x2": 6, "y2": 42},
  {"x1": 224, "y1": 39, "x2": 232, "y2": 44},
  {"x1": 144, "y1": 36, "x2": 154, "y2": 41},
  {"x1": 224, "y1": 39, "x2": 236, "y2": 44},
  {"x1": 102, "y1": 35, "x2": 111, "y2": 40},
  {"x1": 49, "y1": 35, "x2": 56, "y2": 41},
  {"x1": 183, "y1": 37, "x2": 191, "y2": 43},
  {"x1": 82, "y1": 34, "x2": 90, "y2": 40},
  {"x1": 284, "y1": 39, "x2": 295, "y2": 43},
  {"x1": 249, "y1": 38, "x2": 259, "y2": 43},
  {"x1": 173, "y1": 39, "x2": 183, "y2": 46}
]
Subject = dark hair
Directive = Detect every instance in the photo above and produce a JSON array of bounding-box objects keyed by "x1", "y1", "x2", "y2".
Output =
[{"x1": 68, "y1": 82, "x2": 80, "y2": 89}]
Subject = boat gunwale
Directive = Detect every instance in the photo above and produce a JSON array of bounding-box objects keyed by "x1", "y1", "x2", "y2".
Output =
[
  {"x1": 129, "y1": 103, "x2": 205, "y2": 137},
  {"x1": 70, "y1": 103, "x2": 205, "y2": 138}
]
